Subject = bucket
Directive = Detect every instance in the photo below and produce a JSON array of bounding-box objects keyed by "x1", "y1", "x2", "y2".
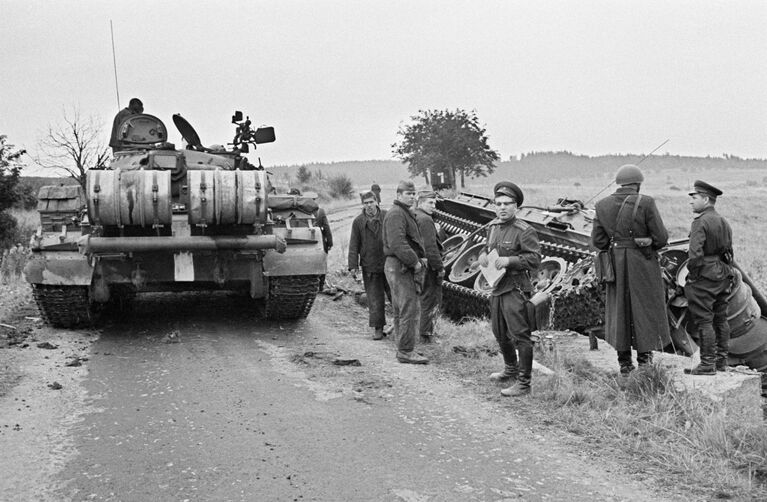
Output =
[{"x1": 447, "y1": 242, "x2": 485, "y2": 287}]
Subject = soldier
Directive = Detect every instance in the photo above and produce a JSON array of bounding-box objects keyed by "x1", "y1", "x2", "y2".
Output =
[
  {"x1": 592, "y1": 164, "x2": 671, "y2": 375},
  {"x1": 348, "y1": 190, "x2": 391, "y2": 340},
  {"x1": 477, "y1": 182, "x2": 541, "y2": 396},
  {"x1": 371, "y1": 183, "x2": 382, "y2": 204},
  {"x1": 383, "y1": 180, "x2": 428, "y2": 364},
  {"x1": 414, "y1": 190, "x2": 444, "y2": 343},
  {"x1": 0, "y1": 249, "x2": 9, "y2": 284},
  {"x1": 110, "y1": 98, "x2": 144, "y2": 153},
  {"x1": 289, "y1": 188, "x2": 332, "y2": 253},
  {"x1": 684, "y1": 180, "x2": 734, "y2": 375},
  {"x1": 13, "y1": 243, "x2": 25, "y2": 279}
]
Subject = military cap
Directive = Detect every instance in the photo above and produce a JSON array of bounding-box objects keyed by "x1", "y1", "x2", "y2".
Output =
[
  {"x1": 493, "y1": 181, "x2": 524, "y2": 206},
  {"x1": 396, "y1": 179, "x2": 416, "y2": 193},
  {"x1": 615, "y1": 164, "x2": 644, "y2": 185},
  {"x1": 688, "y1": 180, "x2": 723, "y2": 199},
  {"x1": 360, "y1": 190, "x2": 377, "y2": 202},
  {"x1": 417, "y1": 190, "x2": 437, "y2": 200}
]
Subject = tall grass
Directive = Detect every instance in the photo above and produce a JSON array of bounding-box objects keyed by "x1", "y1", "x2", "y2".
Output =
[{"x1": 424, "y1": 316, "x2": 767, "y2": 498}]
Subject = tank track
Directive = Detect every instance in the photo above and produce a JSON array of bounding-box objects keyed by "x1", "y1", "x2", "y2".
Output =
[
  {"x1": 548, "y1": 257, "x2": 605, "y2": 332},
  {"x1": 31, "y1": 284, "x2": 97, "y2": 328},
  {"x1": 263, "y1": 275, "x2": 321, "y2": 320}
]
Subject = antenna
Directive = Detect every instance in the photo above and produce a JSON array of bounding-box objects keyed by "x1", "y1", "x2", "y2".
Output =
[
  {"x1": 110, "y1": 20, "x2": 121, "y2": 111},
  {"x1": 583, "y1": 139, "x2": 670, "y2": 206}
]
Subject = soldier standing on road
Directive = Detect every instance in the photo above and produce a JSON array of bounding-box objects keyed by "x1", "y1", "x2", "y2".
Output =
[
  {"x1": 476, "y1": 182, "x2": 541, "y2": 396},
  {"x1": 414, "y1": 190, "x2": 444, "y2": 343},
  {"x1": 371, "y1": 183, "x2": 382, "y2": 204},
  {"x1": 383, "y1": 180, "x2": 428, "y2": 364},
  {"x1": 348, "y1": 190, "x2": 391, "y2": 340},
  {"x1": 592, "y1": 164, "x2": 671, "y2": 375},
  {"x1": 109, "y1": 98, "x2": 144, "y2": 153},
  {"x1": 683, "y1": 180, "x2": 734, "y2": 375}
]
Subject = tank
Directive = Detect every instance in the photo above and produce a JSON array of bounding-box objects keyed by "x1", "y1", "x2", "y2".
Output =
[
  {"x1": 434, "y1": 191, "x2": 767, "y2": 370},
  {"x1": 24, "y1": 110, "x2": 327, "y2": 327}
]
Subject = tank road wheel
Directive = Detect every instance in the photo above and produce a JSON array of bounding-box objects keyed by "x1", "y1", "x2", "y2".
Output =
[
  {"x1": 31, "y1": 284, "x2": 99, "y2": 328},
  {"x1": 263, "y1": 275, "x2": 321, "y2": 320}
]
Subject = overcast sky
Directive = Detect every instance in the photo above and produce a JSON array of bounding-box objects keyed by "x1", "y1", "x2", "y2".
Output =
[{"x1": 2, "y1": 0, "x2": 766, "y2": 172}]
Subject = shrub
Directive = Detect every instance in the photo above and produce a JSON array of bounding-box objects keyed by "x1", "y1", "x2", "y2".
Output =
[
  {"x1": 296, "y1": 165, "x2": 312, "y2": 183},
  {"x1": 327, "y1": 173, "x2": 354, "y2": 199},
  {"x1": 0, "y1": 212, "x2": 18, "y2": 249}
]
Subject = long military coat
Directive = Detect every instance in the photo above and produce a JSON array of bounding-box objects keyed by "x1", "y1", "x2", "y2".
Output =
[{"x1": 592, "y1": 187, "x2": 671, "y2": 352}]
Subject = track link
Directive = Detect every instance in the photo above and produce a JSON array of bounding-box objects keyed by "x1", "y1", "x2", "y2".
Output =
[
  {"x1": 263, "y1": 275, "x2": 321, "y2": 320},
  {"x1": 31, "y1": 284, "x2": 97, "y2": 328}
]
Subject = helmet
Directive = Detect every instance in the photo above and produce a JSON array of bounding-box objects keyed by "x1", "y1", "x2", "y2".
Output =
[{"x1": 615, "y1": 164, "x2": 644, "y2": 185}]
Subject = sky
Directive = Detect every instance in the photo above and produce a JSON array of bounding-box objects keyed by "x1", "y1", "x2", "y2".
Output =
[{"x1": 2, "y1": 0, "x2": 767, "y2": 174}]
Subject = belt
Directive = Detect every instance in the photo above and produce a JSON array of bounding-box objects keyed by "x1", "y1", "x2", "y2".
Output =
[{"x1": 612, "y1": 239, "x2": 638, "y2": 249}]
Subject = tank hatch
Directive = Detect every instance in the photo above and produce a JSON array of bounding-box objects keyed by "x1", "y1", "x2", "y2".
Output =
[
  {"x1": 172, "y1": 114, "x2": 203, "y2": 150},
  {"x1": 115, "y1": 114, "x2": 168, "y2": 147}
]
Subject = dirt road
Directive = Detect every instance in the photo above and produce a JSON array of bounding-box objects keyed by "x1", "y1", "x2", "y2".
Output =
[{"x1": 0, "y1": 203, "x2": 674, "y2": 501}]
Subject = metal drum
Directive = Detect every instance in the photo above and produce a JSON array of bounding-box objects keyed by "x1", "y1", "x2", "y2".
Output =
[
  {"x1": 87, "y1": 169, "x2": 172, "y2": 227},
  {"x1": 188, "y1": 169, "x2": 267, "y2": 226}
]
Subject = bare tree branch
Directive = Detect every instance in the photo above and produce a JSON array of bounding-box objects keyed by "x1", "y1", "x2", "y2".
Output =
[{"x1": 35, "y1": 107, "x2": 110, "y2": 189}]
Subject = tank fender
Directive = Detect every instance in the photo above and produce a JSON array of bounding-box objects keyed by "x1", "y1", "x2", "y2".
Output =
[{"x1": 23, "y1": 252, "x2": 94, "y2": 286}]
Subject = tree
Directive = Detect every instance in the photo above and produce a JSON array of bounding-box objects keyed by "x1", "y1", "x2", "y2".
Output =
[
  {"x1": 36, "y1": 107, "x2": 110, "y2": 190},
  {"x1": 0, "y1": 135, "x2": 26, "y2": 246},
  {"x1": 392, "y1": 109, "x2": 500, "y2": 189},
  {"x1": 296, "y1": 165, "x2": 312, "y2": 183}
]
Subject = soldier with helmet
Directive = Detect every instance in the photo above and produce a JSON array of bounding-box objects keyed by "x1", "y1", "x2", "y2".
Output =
[
  {"x1": 684, "y1": 180, "x2": 734, "y2": 375},
  {"x1": 592, "y1": 164, "x2": 671, "y2": 375},
  {"x1": 476, "y1": 182, "x2": 541, "y2": 396}
]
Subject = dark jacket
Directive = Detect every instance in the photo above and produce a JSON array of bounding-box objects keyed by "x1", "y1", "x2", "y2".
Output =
[
  {"x1": 383, "y1": 200, "x2": 424, "y2": 268},
  {"x1": 414, "y1": 208, "x2": 443, "y2": 272},
  {"x1": 109, "y1": 107, "x2": 136, "y2": 149},
  {"x1": 315, "y1": 208, "x2": 333, "y2": 253},
  {"x1": 687, "y1": 206, "x2": 733, "y2": 282},
  {"x1": 484, "y1": 216, "x2": 541, "y2": 295},
  {"x1": 348, "y1": 208, "x2": 387, "y2": 273},
  {"x1": 592, "y1": 187, "x2": 671, "y2": 352}
]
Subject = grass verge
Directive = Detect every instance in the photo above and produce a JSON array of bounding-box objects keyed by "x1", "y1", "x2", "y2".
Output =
[{"x1": 425, "y1": 315, "x2": 767, "y2": 500}]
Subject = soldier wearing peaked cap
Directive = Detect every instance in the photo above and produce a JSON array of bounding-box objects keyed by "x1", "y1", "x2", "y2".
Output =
[
  {"x1": 592, "y1": 165, "x2": 671, "y2": 375},
  {"x1": 475, "y1": 181, "x2": 541, "y2": 397},
  {"x1": 684, "y1": 180, "x2": 734, "y2": 375}
]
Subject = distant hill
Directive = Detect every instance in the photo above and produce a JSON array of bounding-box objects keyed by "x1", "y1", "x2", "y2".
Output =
[
  {"x1": 269, "y1": 152, "x2": 767, "y2": 187},
  {"x1": 22, "y1": 152, "x2": 767, "y2": 191}
]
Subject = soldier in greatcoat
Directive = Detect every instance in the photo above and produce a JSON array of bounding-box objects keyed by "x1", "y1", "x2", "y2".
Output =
[
  {"x1": 683, "y1": 180, "x2": 734, "y2": 375},
  {"x1": 591, "y1": 164, "x2": 671, "y2": 375}
]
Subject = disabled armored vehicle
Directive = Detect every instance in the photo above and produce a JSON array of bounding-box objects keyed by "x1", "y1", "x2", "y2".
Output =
[
  {"x1": 26, "y1": 110, "x2": 327, "y2": 326},
  {"x1": 433, "y1": 191, "x2": 767, "y2": 381}
]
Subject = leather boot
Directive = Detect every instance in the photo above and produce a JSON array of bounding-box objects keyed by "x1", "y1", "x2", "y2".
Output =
[
  {"x1": 617, "y1": 351, "x2": 635, "y2": 376},
  {"x1": 715, "y1": 357, "x2": 728, "y2": 372},
  {"x1": 490, "y1": 364, "x2": 518, "y2": 382},
  {"x1": 685, "y1": 328, "x2": 716, "y2": 375},
  {"x1": 501, "y1": 344, "x2": 532, "y2": 397},
  {"x1": 372, "y1": 328, "x2": 384, "y2": 340},
  {"x1": 637, "y1": 351, "x2": 653, "y2": 367},
  {"x1": 492, "y1": 340, "x2": 518, "y2": 382}
]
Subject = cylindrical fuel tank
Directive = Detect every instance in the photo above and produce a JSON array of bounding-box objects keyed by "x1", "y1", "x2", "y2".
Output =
[
  {"x1": 87, "y1": 169, "x2": 172, "y2": 227},
  {"x1": 188, "y1": 169, "x2": 267, "y2": 226}
]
